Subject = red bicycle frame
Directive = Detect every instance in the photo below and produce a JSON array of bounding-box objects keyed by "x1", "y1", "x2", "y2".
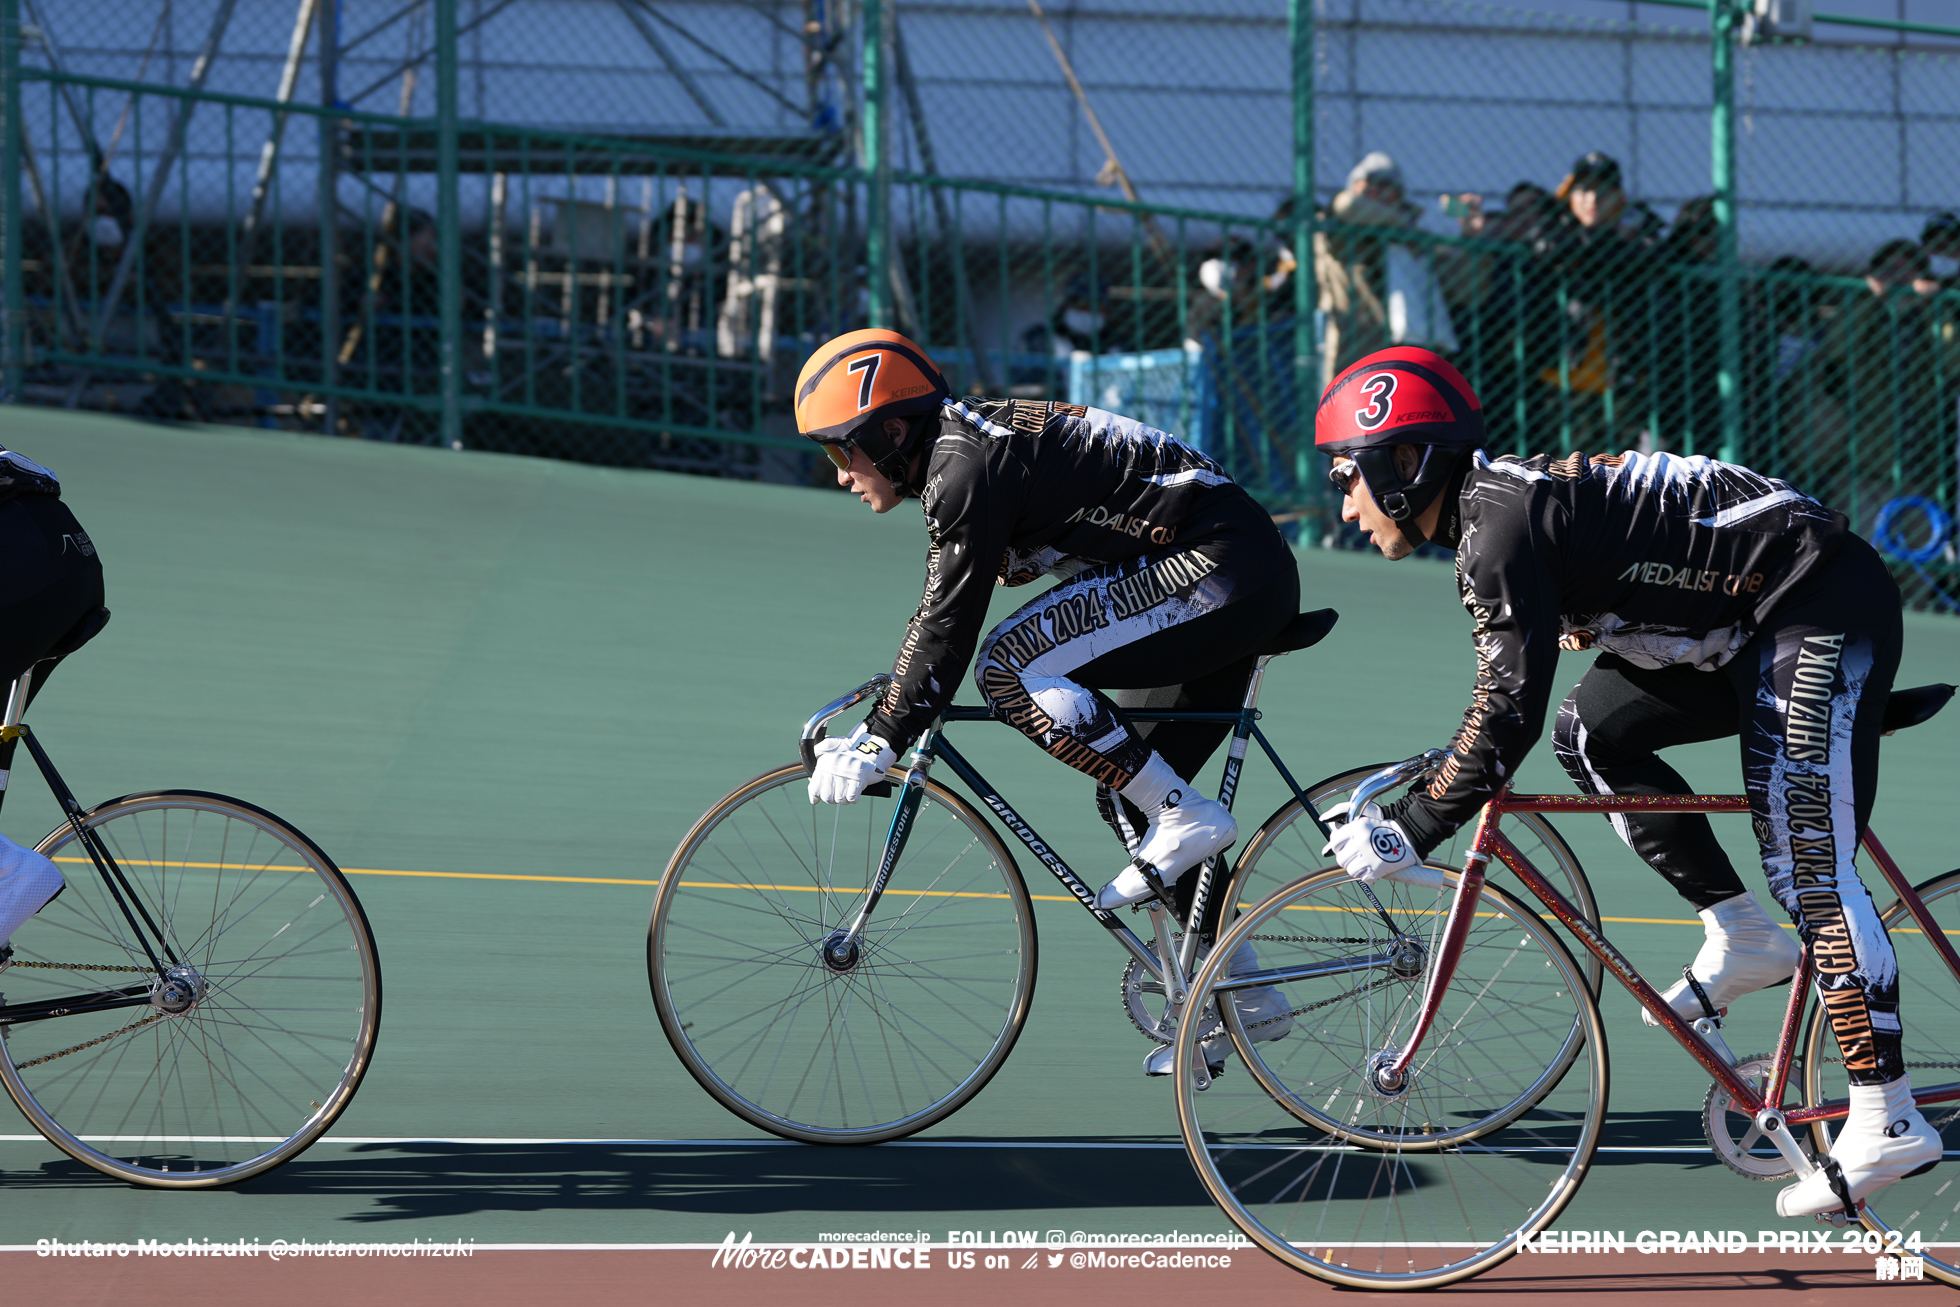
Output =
[{"x1": 1384, "y1": 791, "x2": 1960, "y2": 1126}]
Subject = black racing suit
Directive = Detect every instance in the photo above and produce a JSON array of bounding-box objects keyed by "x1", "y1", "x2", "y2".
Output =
[
  {"x1": 1385, "y1": 448, "x2": 1904, "y2": 1085},
  {"x1": 0, "y1": 447, "x2": 105, "y2": 693},
  {"x1": 860, "y1": 397, "x2": 1297, "y2": 846}
]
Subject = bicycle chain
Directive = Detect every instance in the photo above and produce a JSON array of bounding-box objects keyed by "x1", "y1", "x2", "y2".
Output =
[
  {"x1": 1241, "y1": 935, "x2": 1379, "y2": 946},
  {"x1": 1821, "y1": 1056, "x2": 1960, "y2": 1071},
  {"x1": 8, "y1": 961, "x2": 151, "y2": 974},
  {"x1": 8, "y1": 1011, "x2": 166, "y2": 1069},
  {"x1": 1241, "y1": 975, "x2": 1405, "y2": 1032}
]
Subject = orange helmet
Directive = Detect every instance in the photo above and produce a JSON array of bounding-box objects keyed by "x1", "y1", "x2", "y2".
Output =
[{"x1": 794, "y1": 330, "x2": 948, "y2": 492}]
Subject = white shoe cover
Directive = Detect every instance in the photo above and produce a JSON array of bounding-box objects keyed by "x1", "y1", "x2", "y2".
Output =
[
  {"x1": 1141, "y1": 941, "x2": 1291, "y2": 1080},
  {"x1": 1143, "y1": 1039, "x2": 1227, "y2": 1078},
  {"x1": 1776, "y1": 1078, "x2": 1942, "y2": 1217},
  {"x1": 1095, "y1": 794, "x2": 1237, "y2": 910},
  {"x1": 0, "y1": 832, "x2": 62, "y2": 951},
  {"x1": 1227, "y1": 940, "x2": 1293, "y2": 1043},
  {"x1": 1642, "y1": 891, "x2": 1801, "y2": 1027}
]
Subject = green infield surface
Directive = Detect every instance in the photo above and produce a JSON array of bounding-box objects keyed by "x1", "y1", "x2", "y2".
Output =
[{"x1": 0, "y1": 408, "x2": 1956, "y2": 1270}]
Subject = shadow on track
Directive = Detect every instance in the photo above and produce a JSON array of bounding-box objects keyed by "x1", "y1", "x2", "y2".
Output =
[{"x1": 0, "y1": 1106, "x2": 1718, "y2": 1221}]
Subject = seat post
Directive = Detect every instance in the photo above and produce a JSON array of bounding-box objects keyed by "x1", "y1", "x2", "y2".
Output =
[
  {"x1": 0, "y1": 670, "x2": 27, "y2": 815},
  {"x1": 1, "y1": 669, "x2": 29, "y2": 736},
  {"x1": 1241, "y1": 655, "x2": 1275, "y2": 715}
]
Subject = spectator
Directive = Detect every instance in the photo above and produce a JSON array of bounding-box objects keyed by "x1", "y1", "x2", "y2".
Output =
[
  {"x1": 1314, "y1": 151, "x2": 1419, "y2": 379},
  {"x1": 1436, "y1": 182, "x2": 1558, "y2": 450},
  {"x1": 1525, "y1": 151, "x2": 1663, "y2": 441},
  {"x1": 1918, "y1": 212, "x2": 1959, "y2": 293},
  {"x1": 1024, "y1": 273, "x2": 1109, "y2": 357},
  {"x1": 1815, "y1": 239, "x2": 1957, "y2": 518},
  {"x1": 1650, "y1": 195, "x2": 1721, "y2": 451},
  {"x1": 1447, "y1": 181, "x2": 1557, "y2": 247},
  {"x1": 1189, "y1": 235, "x2": 1295, "y2": 345},
  {"x1": 1742, "y1": 254, "x2": 1831, "y2": 469}
]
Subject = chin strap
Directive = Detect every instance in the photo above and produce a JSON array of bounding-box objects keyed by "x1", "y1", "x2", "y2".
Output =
[
  {"x1": 856, "y1": 418, "x2": 938, "y2": 498},
  {"x1": 1354, "y1": 446, "x2": 1472, "y2": 550}
]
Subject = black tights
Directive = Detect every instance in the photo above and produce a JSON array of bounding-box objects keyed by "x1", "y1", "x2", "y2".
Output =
[{"x1": 1552, "y1": 540, "x2": 1904, "y2": 1084}]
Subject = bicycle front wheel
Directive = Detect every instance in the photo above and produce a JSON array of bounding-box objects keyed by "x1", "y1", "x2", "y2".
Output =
[
  {"x1": 650, "y1": 764, "x2": 1036, "y2": 1144},
  {"x1": 1228, "y1": 763, "x2": 1602, "y2": 993},
  {"x1": 0, "y1": 791, "x2": 381, "y2": 1187},
  {"x1": 1176, "y1": 868, "x2": 1608, "y2": 1290},
  {"x1": 1801, "y1": 866, "x2": 1960, "y2": 1284}
]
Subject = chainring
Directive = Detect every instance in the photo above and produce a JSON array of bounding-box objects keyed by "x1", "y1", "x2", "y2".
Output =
[
  {"x1": 1120, "y1": 943, "x2": 1223, "y2": 1047},
  {"x1": 1704, "y1": 1055, "x2": 1807, "y2": 1181}
]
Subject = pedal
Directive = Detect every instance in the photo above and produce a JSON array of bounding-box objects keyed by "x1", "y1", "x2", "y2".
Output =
[{"x1": 1137, "y1": 862, "x2": 1179, "y2": 916}]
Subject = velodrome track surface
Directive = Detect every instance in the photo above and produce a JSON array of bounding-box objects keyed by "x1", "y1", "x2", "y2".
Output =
[{"x1": 0, "y1": 408, "x2": 1955, "y2": 1301}]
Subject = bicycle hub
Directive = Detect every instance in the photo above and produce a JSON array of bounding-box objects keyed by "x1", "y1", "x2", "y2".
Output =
[
  {"x1": 819, "y1": 930, "x2": 861, "y2": 974},
  {"x1": 149, "y1": 965, "x2": 206, "y2": 1016},
  {"x1": 1367, "y1": 1047, "x2": 1411, "y2": 1098},
  {"x1": 1388, "y1": 939, "x2": 1428, "y2": 980}
]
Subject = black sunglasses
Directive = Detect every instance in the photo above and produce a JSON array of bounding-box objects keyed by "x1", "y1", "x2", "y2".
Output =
[{"x1": 1327, "y1": 458, "x2": 1362, "y2": 496}]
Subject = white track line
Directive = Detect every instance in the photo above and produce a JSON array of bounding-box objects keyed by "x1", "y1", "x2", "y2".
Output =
[{"x1": 0, "y1": 1134, "x2": 1836, "y2": 1155}]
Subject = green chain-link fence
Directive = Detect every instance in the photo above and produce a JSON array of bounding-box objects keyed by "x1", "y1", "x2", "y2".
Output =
[{"x1": 3, "y1": 0, "x2": 1957, "y2": 610}]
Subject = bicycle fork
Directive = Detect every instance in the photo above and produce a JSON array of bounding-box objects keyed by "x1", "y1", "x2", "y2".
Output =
[
  {"x1": 822, "y1": 728, "x2": 938, "y2": 971},
  {"x1": 0, "y1": 670, "x2": 174, "y2": 977}
]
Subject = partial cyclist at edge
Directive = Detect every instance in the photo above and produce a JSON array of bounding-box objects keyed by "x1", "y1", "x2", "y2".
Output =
[
  {"x1": 0, "y1": 443, "x2": 105, "y2": 975},
  {"x1": 1315, "y1": 343, "x2": 1938, "y2": 1220},
  {"x1": 792, "y1": 327, "x2": 1303, "y2": 1077}
]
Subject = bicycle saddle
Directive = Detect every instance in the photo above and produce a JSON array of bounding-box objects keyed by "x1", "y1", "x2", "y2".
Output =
[
  {"x1": 1258, "y1": 608, "x2": 1339, "y2": 657},
  {"x1": 1882, "y1": 682, "x2": 1955, "y2": 734},
  {"x1": 45, "y1": 606, "x2": 111, "y2": 660}
]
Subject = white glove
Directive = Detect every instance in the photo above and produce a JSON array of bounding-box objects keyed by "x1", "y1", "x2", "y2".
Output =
[
  {"x1": 807, "y1": 725, "x2": 897, "y2": 805},
  {"x1": 1321, "y1": 801, "x2": 1421, "y2": 884}
]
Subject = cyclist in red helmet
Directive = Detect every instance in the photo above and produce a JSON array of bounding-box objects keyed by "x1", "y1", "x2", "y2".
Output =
[
  {"x1": 793, "y1": 329, "x2": 1305, "y2": 1076},
  {"x1": 1317, "y1": 344, "x2": 1937, "y2": 1220}
]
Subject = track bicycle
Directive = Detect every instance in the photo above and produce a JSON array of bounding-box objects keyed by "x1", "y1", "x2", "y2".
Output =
[
  {"x1": 648, "y1": 608, "x2": 1599, "y2": 1144},
  {"x1": 0, "y1": 614, "x2": 382, "y2": 1187},
  {"x1": 1172, "y1": 682, "x2": 1959, "y2": 1290}
]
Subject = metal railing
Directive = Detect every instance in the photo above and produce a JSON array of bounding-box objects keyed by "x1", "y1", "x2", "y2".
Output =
[{"x1": 3, "y1": 16, "x2": 1958, "y2": 611}]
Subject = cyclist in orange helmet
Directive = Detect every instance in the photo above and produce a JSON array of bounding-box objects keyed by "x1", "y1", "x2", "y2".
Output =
[
  {"x1": 0, "y1": 444, "x2": 103, "y2": 976},
  {"x1": 794, "y1": 328, "x2": 1305, "y2": 1077}
]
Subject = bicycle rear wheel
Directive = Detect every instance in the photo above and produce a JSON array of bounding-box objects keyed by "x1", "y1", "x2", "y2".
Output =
[
  {"x1": 650, "y1": 763, "x2": 1036, "y2": 1144},
  {"x1": 1801, "y1": 866, "x2": 1960, "y2": 1285},
  {"x1": 0, "y1": 791, "x2": 381, "y2": 1187},
  {"x1": 1176, "y1": 868, "x2": 1607, "y2": 1290},
  {"x1": 1227, "y1": 764, "x2": 1602, "y2": 992}
]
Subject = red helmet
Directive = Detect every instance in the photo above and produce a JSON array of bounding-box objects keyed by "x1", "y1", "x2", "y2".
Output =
[
  {"x1": 1315, "y1": 346, "x2": 1484, "y2": 455},
  {"x1": 1316, "y1": 347, "x2": 1484, "y2": 548}
]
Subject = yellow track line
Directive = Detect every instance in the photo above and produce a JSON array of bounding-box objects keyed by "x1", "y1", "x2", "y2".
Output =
[{"x1": 50, "y1": 858, "x2": 1956, "y2": 934}]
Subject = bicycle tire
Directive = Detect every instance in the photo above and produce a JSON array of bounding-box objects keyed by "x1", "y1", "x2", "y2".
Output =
[
  {"x1": 1226, "y1": 763, "x2": 1603, "y2": 993},
  {"x1": 650, "y1": 763, "x2": 1037, "y2": 1144},
  {"x1": 1176, "y1": 867, "x2": 1608, "y2": 1290},
  {"x1": 1799, "y1": 866, "x2": 1960, "y2": 1285},
  {"x1": 0, "y1": 790, "x2": 381, "y2": 1188}
]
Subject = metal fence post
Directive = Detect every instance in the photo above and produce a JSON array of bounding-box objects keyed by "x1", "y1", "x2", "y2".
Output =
[
  {"x1": 318, "y1": 0, "x2": 340, "y2": 436},
  {"x1": 1, "y1": 0, "x2": 21, "y2": 402},
  {"x1": 862, "y1": 0, "x2": 890, "y2": 330},
  {"x1": 436, "y1": 0, "x2": 463, "y2": 448},
  {"x1": 1710, "y1": 0, "x2": 1742, "y2": 463},
  {"x1": 1289, "y1": 0, "x2": 1314, "y2": 513}
]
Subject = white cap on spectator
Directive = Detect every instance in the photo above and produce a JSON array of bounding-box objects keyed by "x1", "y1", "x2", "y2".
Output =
[{"x1": 1348, "y1": 151, "x2": 1403, "y2": 191}]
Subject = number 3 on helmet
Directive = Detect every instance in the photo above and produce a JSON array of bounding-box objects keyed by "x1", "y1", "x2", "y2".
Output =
[
  {"x1": 1315, "y1": 346, "x2": 1486, "y2": 541},
  {"x1": 794, "y1": 330, "x2": 950, "y2": 490}
]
